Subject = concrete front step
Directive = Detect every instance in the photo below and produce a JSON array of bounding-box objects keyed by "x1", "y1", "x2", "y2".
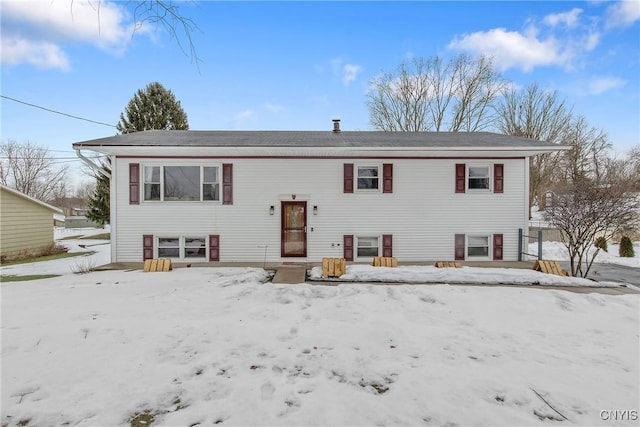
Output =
[{"x1": 272, "y1": 267, "x2": 307, "y2": 284}]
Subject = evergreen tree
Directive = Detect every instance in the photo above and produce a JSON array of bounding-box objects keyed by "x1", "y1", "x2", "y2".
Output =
[
  {"x1": 86, "y1": 82, "x2": 189, "y2": 224},
  {"x1": 86, "y1": 162, "x2": 110, "y2": 227},
  {"x1": 116, "y1": 82, "x2": 189, "y2": 133},
  {"x1": 619, "y1": 236, "x2": 635, "y2": 258}
]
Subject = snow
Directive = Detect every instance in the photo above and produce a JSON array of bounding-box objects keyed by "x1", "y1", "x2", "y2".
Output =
[
  {"x1": 310, "y1": 264, "x2": 610, "y2": 287},
  {"x1": 0, "y1": 226, "x2": 111, "y2": 277},
  {"x1": 2, "y1": 227, "x2": 638, "y2": 425},
  {"x1": 2, "y1": 268, "x2": 638, "y2": 426},
  {"x1": 529, "y1": 241, "x2": 640, "y2": 268}
]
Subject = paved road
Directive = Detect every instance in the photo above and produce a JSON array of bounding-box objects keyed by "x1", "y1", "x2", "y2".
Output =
[{"x1": 560, "y1": 262, "x2": 640, "y2": 286}]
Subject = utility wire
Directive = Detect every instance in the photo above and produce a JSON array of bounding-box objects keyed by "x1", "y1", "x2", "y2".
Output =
[{"x1": 1, "y1": 95, "x2": 117, "y2": 128}]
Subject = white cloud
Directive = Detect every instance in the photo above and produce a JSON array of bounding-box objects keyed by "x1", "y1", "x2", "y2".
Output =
[
  {"x1": 0, "y1": 36, "x2": 70, "y2": 70},
  {"x1": 447, "y1": 28, "x2": 571, "y2": 72},
  {"x1": 587, "y1": 77, "x2": 626, "y2": 95},
  {"x1": 584, "y1": 31, "x2": 601, "y2": 51},
  {"x1": 605, "y1": 0, "x2": 640, "y2": 29},
  {"x1": 543, "y1": 8, "x2": 582, "y2": 28},
  {"x1": 264, "y1": 103, "x2": 285, "y2": 113},
  {"x1": 329, "y1": 58, "x2": 363, "y2": 86},
  {"x1": 232, "y1": 109, "x2": 255, "y2": 128},
  {"x1": 1, "y1": 0, "x2": 144, "y2": 68},
  {"x1": 342, "y1": 64, "x2": 362, "y2": 86}
]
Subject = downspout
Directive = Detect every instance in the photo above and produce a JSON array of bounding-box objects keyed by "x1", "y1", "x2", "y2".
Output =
[{"x1": 75, "y1": 148, "x2": 111, "y2": 178}]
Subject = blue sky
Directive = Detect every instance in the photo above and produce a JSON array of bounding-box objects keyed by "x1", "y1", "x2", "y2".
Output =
[{"x1": 1, "y1": 0, "x2": 639, "y2": 177}]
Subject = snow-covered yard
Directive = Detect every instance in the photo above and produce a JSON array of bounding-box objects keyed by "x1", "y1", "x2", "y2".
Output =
[
  {"x1": 1, "y1": 228, "x2": 638, "y2": 425},
  {"x1": 2, "y1": 266, "x2": 639, "y2": 426}
]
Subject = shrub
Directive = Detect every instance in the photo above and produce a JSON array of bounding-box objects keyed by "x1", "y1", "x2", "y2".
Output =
[
  {"x1": 619, "y1": 236, "x2": 635, "y2": 258},
  {"x1": 594, "y1": 236, "x2": 608, "y2": 252}
]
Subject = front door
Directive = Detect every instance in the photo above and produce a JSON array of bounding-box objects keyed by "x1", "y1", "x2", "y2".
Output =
[{"x1": 281, "y1": 201, "x2": 307, "y2": 257}]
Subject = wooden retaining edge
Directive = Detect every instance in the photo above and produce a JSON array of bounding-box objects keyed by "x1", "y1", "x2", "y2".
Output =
[
  {"x1": 434, "y1": 261, "x2": 461, "y2": 268},
  {"x1": 532, "y1": 260, "x2": 567, "y2": 276},
  {"x1": 143, "y1": 258, "x2": 173, "y2": 272},
  {"x1": 372, "y1": 256, "x2": 398, "y2": 267},
  {"x1": 322, "y1": 257, "x2": 346, "y2": 278}
]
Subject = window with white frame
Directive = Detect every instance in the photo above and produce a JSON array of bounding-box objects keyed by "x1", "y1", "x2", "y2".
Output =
[
  {"x1": 357, "y1": 165, "x2": 379, "y2": 191},
  {"x1": 158, "y1": 237, "x2": 180, "y2": 258},
  {"x1": 357, "y1": 236, "x2": 379, "y2": 257},
  {"x1": 143, "y1": 165, "x2": 220, "y2": 201},
  {"x1": 144, "y1": 166, "x2": 161, "y2": 200},
  {"x1": 158, "y1": 236, "x2": 207, "y2": 259},
  {"x1": 468, "y1": 165, "x2": 490, "y2": 190},
  {"x1": 184, "y1": 237, "x2": 207, "y2": 258},
  {"x1": 467, "y1": 235, "x2": 489, "y2": 258}
]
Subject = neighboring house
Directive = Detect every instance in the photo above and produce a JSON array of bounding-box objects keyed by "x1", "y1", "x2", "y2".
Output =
[
  {"x1": 0, "y1": 184, "x2": 62, "y2": 261},
  {"x1": 73, "y1": 123, "x2": 567, "y2": 264}
]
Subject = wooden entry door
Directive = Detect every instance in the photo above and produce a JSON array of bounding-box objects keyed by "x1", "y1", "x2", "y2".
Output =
[{"x1": 281, "y1": 201, "x2": 307, "y2": 257}]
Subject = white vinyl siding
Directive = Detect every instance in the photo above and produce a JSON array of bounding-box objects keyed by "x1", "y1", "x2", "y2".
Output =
[{"x1": 113, "y1": 157, "x2": 527, "y2": 262}]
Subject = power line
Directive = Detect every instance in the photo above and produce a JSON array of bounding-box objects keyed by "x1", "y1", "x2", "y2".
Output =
[{"x1": 1, "y1": 95, "x2": 117, "y2": 128}]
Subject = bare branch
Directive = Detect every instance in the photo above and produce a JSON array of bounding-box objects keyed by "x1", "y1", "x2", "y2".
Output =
[
  {"x1": 0, "y1": 140, "x2": 69, "y2": 202},
  {"x1": 544, "y1": 179, "x2": 639, "y2": 277},
  {"x1": 366, "y1": 54, "x2": 504, "y2": 132}
]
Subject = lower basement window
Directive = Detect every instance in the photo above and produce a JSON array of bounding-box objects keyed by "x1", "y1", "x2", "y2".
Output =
[{"x1": 158, "y1": 237, "x2": 206, "y2": 259}]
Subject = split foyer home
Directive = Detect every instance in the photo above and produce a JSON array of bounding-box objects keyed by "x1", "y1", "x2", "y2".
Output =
[{"x1": 73, "y1": 121, "x2": 566, "y2": 265}]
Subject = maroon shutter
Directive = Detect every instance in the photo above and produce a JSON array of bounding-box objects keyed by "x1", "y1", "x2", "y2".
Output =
[
  {"x1": 494, "y1": 164, "x2": 504, "y2": 194},
  {"x1": 344, "y1": 163, "x2": 354, "y2": 193},
  {"x1": 493, "y1": 234, "x2": 503, "y2": 260},
  {"x1": 129, "y1": 163, "x2": 140, "y2": 204},
  {"x1": 143, "y1": 234, "x2": 153, "y2": 260},
  {"x1": 223, "y1": 164, "x2": 233, "y2": 205},
  {"x1": 454, "y1": 234, "x2": 465, "y2": 260},
  {"x1": 209, "y1": 235, "x2": 220, "y2": 261},
  {"x1": 344, "y1": 235, "x2": 354, "y2": 261},
  {"x1": 383, "y1": 164, "x2": 393, "y2": 193},
  {"x1": 455, "y1": 164, "x2": 466, "y2": 193},
  {"x1": 382, "y1": 234, "x2": 393, "y2": 257}
]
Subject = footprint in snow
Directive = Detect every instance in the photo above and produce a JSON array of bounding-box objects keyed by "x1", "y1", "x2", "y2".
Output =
[{"x1": 261, "y1": 382, "x2": 275, "y2": 400}]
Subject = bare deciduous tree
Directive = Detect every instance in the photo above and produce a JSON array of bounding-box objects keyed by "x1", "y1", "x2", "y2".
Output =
[
  {"x1": 73, "y1": 1, "x2": 201, "y2": 65},
  {"x1": 495, "y1": 83, "x2": 573, "y2": 217},
  {"x1": 366, "y1": 54, "x2": 506, "y2": 132},
  {"x1": 559, "y1": 115, "x2": 611, "y2": 184},
  {"x1": 0, "y1": 140, "x2": 68, "y2": 202},
  {"x1": 544, "y1": 179, "x2": 639, "y2": 277}
]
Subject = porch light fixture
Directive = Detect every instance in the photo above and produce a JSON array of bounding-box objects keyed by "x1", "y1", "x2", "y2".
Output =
[
  {"x1": 269, "y1": 205, "x2": 275, "y2": 215},
  {"x1": 313, "y1": 205, "x2": 318, "y2": 215}
]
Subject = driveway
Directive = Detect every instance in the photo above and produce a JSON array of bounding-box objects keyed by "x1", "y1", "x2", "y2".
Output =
[{"x1": 559, "y1": 262, "x2": 640, "y2": 286}]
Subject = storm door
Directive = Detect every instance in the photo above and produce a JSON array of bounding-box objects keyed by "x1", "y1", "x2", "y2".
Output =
[{"x1": 281, "y1": 201, "x2": 307, "y2": 257}]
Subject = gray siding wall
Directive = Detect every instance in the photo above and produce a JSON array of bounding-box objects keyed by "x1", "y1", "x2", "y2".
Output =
[{"x1": 113, "y1": 157, "x2": 528, "y2": 262}]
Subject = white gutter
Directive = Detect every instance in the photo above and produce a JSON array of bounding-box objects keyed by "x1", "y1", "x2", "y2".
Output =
[{"x1": 75, "y1": 148, "x2": 111, "y2": 179}]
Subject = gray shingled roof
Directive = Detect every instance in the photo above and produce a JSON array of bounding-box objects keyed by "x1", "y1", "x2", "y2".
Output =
[{"x1": 73, "y1": 130, "x2": 561, "y2": 149}]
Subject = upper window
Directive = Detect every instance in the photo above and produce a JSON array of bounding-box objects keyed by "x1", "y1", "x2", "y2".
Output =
[
  {"x1": 468, "y1": 166, "x2": 490, "y2": 190},
  {"x1": 143, "y1": 165, "x2": 220, "y2": 202},
  {"x1": 357, "y1": 236, "x2": 379, "y2": 257},
  {"x1": 357, "y1": 166, "x2": 379, "y2": 191}
]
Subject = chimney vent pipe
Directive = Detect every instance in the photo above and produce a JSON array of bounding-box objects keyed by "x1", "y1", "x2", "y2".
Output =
[{"x1": 332, "y1": 119, "x2": 341, "y2": 132}]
